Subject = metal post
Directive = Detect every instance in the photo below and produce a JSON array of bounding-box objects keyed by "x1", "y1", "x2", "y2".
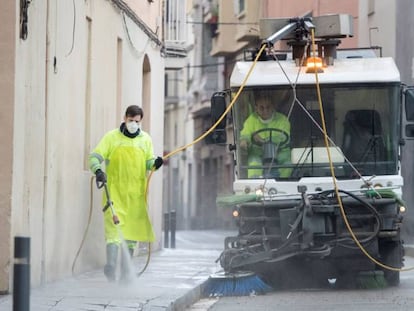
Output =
[
  {"x1": 13, "y1": 236, "x2": 30, "y2": 311},
  {"x1": 170, "y1": 210, "x2": 176, "y2": 249},
  {"x1": 164, "y1": 212, "x2": 170, "y2": 248}
]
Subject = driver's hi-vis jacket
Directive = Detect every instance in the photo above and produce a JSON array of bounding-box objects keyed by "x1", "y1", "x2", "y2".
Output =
[{"x1": 240, "y1": 111, "x2": 291, "y2": 178}]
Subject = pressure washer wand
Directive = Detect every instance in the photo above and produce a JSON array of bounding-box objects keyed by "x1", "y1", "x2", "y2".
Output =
[{"x1": 101, "y1": 182, "x2": 120, "y2": 225}]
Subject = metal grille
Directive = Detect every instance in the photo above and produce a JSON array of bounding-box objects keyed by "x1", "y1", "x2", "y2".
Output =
[{"x1": 164, "y1": 0, "x2": 187, "y2": 46}]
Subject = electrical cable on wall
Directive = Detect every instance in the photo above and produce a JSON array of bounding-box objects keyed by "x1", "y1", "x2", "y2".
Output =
[{"x1": 122, "y1": 12, "x2": 150, "y2": 58}]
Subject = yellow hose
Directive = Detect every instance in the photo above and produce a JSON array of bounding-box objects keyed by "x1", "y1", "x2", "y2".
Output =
[
  {"x1": 145, "y1": 43, "x2": 268, "y2": 274},
  {"x1": 310, "y1": 28, "x2": 413, "y2": 273}
]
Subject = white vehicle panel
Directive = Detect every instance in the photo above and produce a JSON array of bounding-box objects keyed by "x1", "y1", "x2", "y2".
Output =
[{"x1": 230, "y1": 57, "x2": 400, "y2": 87}]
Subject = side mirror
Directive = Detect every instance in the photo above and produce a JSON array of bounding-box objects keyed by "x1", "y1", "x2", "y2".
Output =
[
  {"x1": 403, "y1": 87, "x2": 414, "y2": 139},
  {"x1": 206, "y1": 92, "x2": 227, "y2": 144},
  {"x1": 211, "y1": 92, "x2": 227, "y2": 130}
]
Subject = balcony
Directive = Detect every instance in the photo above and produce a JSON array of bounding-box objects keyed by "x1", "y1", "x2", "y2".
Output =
[
  {"x1": 164, "y1": 0, "x2": 187, "y2": 69},
  {"x1": 210, "y1": 0, "x2": 260, "y2": 57}
]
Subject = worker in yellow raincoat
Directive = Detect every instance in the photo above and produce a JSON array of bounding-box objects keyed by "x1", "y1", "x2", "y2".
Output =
[
  {"x1": 89, "y1": 105, "x2": 163, "y2": 282},
  {"x1": 239, "y1": 91, "x2": 291, "y2": 178}
]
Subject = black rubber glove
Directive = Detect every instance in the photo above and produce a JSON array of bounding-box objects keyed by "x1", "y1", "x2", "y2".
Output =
[
  {"x1": 153, "y1": 156, "x2": 163, "y2": 170},
  {"x1": 95, "y1": 169, "x2": 107, "y2": 183}
]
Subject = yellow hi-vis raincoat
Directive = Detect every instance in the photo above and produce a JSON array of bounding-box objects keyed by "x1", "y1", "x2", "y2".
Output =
[
  {"x1": 240, "y1": 111, "x2": 291, "y2": 178},
  {"x1": 89, "y1": 128, "x2": 156, "y2": 244}
]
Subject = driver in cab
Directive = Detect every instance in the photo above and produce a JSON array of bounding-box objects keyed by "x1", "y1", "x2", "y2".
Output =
[{"x1": 239, "y1": 91, "x2": 291, "y2": 178}]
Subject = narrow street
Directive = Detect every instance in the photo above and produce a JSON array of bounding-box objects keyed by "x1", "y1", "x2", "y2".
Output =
[
  {"x1": 188, "y1": 257, "x2": 414, "y2": 311},
  {"x1": 1, "y1": 1, "x2": 414, "y2": 308}
]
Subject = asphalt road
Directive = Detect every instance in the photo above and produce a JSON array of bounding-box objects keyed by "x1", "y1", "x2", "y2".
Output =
[{"x1": 188, "y1": 256, "x2": 414, "y2": 311}]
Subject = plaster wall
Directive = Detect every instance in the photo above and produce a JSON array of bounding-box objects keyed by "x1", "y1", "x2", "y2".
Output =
[
  {"x1": 0, "y1": 0, "x2": 15, "y2": 293},
  {"x1": 395, "y1": 0, "x2": 414, "y2": 86},
  {"x1": 358, "y1": 0, "x2": 396, "y2": 57},
  {"x1": 123, "y1": 0, "x2": 162, "y2": 32},
  {"x1": 6, "y1": 0, "x2": 164, "y2": 289}
]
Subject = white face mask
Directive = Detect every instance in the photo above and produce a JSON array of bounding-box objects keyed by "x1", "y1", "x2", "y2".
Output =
[{"x1": 126, "y1": 121, "x2": 140, "y2": 134}]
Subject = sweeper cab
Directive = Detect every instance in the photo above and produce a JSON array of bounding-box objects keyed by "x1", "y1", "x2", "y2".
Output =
[{"x1": 209, "y1": 14, "x2": 414, "y2": 288}]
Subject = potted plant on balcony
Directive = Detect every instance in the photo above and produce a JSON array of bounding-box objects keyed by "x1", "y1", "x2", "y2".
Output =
[{"x1": 207, "y1": 5, "x2": 219, "y2": 37}]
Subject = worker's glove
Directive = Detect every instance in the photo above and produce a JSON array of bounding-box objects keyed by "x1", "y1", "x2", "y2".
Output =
[
  {"x1": 153, "y1": 156, "x2": 164, "y2": 170},
  {"x1": 95, "y1": 169, "x2": 107, "y2": 184},
  {"x1": 252, "y1": 134, "x2": 265, "y2": 146}
]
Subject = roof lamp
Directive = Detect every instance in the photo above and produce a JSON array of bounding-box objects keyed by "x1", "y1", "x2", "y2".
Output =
[{"x1": 306, "y1": 56, "x2": 324, "y2": 73}]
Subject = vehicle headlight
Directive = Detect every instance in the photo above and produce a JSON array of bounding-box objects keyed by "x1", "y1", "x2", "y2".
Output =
[{"x1": 255, "y1": 188, "x2": 264, "y2": 196}]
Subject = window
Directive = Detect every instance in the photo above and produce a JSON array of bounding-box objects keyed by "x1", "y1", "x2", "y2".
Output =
[
  {"x1": 165, "y1": 0, "x2": 186, "y2": 44},
  {"x1": 164, "y1": 70, "x2": 180, "y2": 99},
  {"x1": 232, "y1": 84, "x2": 400, "y2": 180},
  {"x1": 234, "y1": 0, "x2": 245, "y2": 16}
]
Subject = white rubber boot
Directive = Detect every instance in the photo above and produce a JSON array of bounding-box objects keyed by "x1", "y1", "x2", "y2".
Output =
[
  {"x1": 104, "y1": 243, "x2": 118, "y2": 282},
  {"x1": 120, "y1": 247, "x2": 134, "y2": 284}
]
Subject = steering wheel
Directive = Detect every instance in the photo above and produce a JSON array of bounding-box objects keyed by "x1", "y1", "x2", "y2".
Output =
[{"x1": 250, "y1": 128, "x2": 289, "y2": 149}]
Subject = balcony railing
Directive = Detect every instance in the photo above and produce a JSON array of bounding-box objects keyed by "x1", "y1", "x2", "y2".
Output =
[{"x1": 164, "y1": 0, "x2": 187, "y2": 59}]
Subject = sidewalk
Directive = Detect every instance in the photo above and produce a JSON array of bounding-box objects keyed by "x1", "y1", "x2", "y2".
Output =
[
  {"x1": 2, "y1": 233, "x2": 413, "y2": 311},
  {"x1": 0, "y1": 230, "x2": 230, "y2": 311}
]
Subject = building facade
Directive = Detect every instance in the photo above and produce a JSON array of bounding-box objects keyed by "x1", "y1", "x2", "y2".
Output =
[
  {"x1": 163, "y1": 0, "x2": 233, "y2": 230},
  {"x1": 0, "y1": 0, "x2": 165, "y2": 292}
]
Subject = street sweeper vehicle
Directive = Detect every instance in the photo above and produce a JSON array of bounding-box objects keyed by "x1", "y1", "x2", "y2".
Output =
[{"x1": 207, "y1": 14, "x2": 414, "y2": 292}]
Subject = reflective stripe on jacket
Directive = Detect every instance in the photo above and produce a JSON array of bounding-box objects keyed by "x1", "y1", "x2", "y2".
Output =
[{"x1": 89, "y1": 128, "x2": 156, "y2": 243}]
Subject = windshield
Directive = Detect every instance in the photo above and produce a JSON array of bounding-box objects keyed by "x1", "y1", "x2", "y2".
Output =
[{"x1": 232, "y1": 84, "x2": 400, "y2": 180}]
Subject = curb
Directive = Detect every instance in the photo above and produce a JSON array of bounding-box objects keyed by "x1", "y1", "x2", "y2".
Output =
[
  {"x1": 171, "y1": 245, "x2": 414, "y2": 310},
  {"x1": 167, "y1": 245, "x2": 414, "y2": 311},
  {"x1": 170, "y1": 282, "x2": 204, "y2": 311},
  {"x1": 140, "y1": 243, "x2": 414, "y2": 310}
]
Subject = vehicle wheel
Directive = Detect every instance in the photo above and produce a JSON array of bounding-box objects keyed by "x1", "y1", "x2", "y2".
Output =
[{"x1": 379, "y1": 240, "x2": 404, "y2": 286}]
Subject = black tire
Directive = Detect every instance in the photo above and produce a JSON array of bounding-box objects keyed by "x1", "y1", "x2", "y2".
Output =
[{"x1": 379, "y1": 240, "x2": 404, "y2": 286}]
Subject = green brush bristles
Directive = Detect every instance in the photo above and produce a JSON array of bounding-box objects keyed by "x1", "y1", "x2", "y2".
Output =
[
  {"x1": 356, "y1": 271, "x2": 387, "y2": 289},
  {"x1": 202, "y1": 271, "x2": 272, "y2": 297},
  {"x1": 216, "y1": 194, "x2": 258, "y2": 208}
]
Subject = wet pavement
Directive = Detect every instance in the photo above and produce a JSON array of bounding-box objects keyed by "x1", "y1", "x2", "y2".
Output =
[
  {"x1": 0, "y1": 230, "x2": 230, "y2": 311},
  {"x1": 1, "y1": 231, "x2": 413, "y2": 311}
]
